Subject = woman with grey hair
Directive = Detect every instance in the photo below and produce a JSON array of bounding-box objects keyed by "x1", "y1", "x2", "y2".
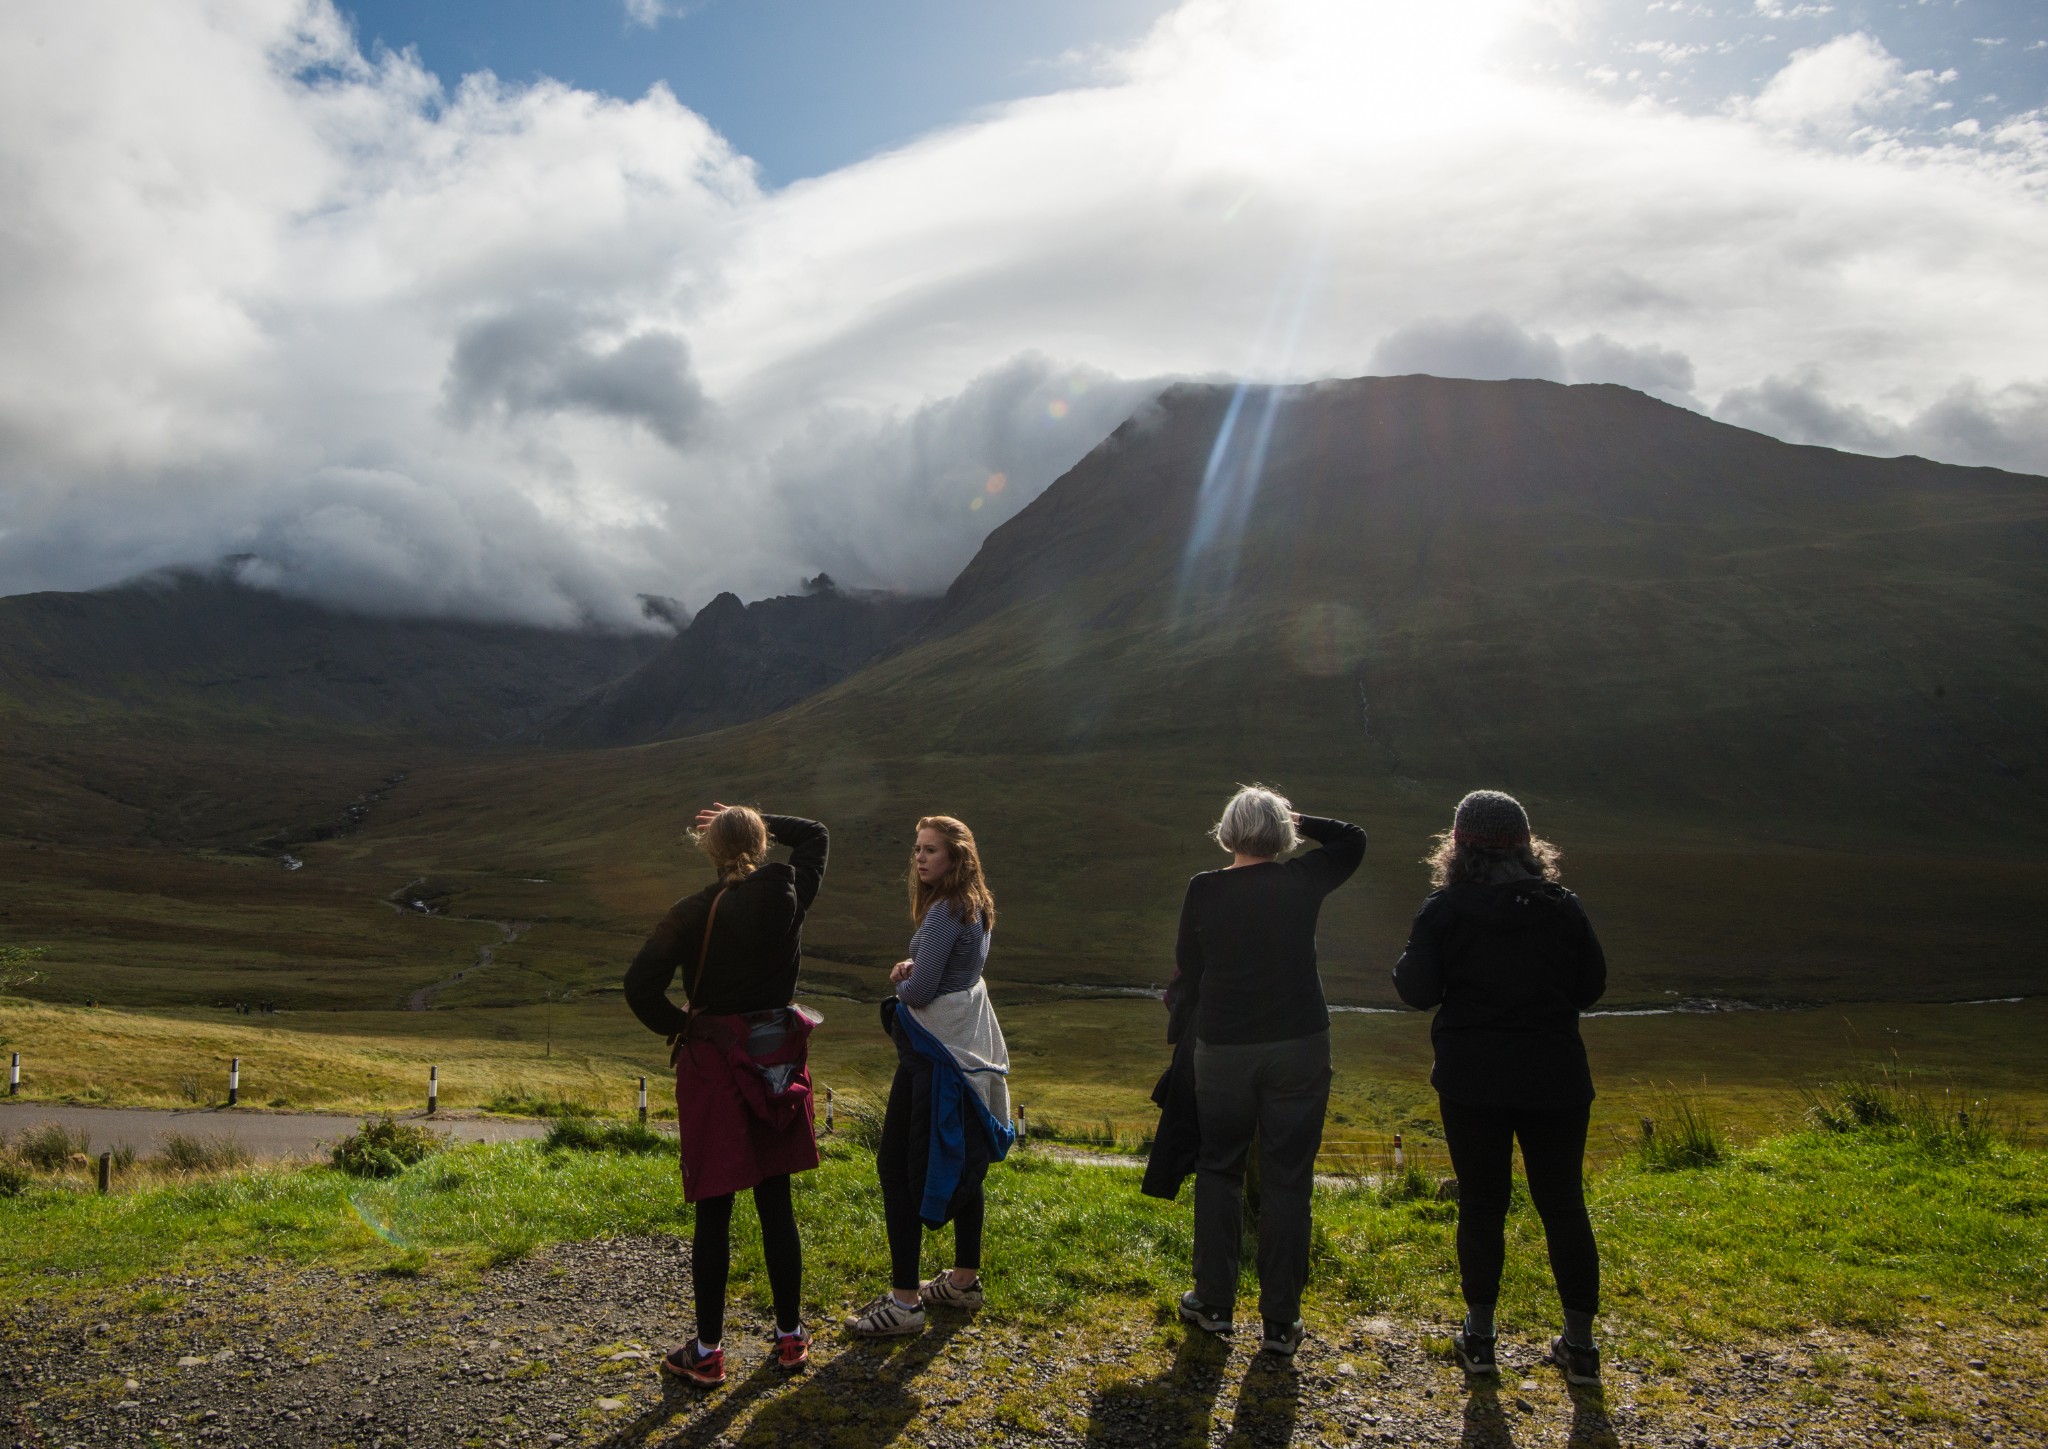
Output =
[{"x1": 1164, "y1": 784, "x2": 1365, "y2": 1355}]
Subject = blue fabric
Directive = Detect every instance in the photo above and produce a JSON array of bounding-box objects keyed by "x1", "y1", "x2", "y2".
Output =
[{"x1": 892, "y1": 1004, "x2": 1016, "y2": 1225}]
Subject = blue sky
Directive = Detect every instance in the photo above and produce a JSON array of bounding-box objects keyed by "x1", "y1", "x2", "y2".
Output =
[
  {"x1": 3, "y1": 0, "x2": 2047, "y2": 622},
  {"x1": 335, "y1": 0, "x2": 2047, "y2": 184},
  {"x1": 338, "y1": 0, "x2": 1178, "y2": 184}
]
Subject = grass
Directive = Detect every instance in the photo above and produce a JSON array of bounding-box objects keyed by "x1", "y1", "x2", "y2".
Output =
[{"x1": 1, "y1": 1118, "x2": 2043, "y2": 1350}]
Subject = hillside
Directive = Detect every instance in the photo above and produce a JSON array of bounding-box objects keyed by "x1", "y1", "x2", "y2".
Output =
[
  {"x1": 329, "y1": 375, "x2": 2048, "y2": 1011},
  {"x1": 547, "y1": 581, "x2": 939, "y2": 746},
  {"x1": 6, "y1": 375, "x2": 2046, "y2": 1014}
]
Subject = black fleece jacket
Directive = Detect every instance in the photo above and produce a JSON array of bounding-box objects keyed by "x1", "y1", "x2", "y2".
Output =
[
  {"x1": 623, "y1": 814, "x2": 828, "y2": 1035},
  {"x1": 1392, "y1": 876, "x2": 1607, "y2": 1110},
  {"x1": 1168, "y1": 814, "x2": 1367, "y2": 1047}
]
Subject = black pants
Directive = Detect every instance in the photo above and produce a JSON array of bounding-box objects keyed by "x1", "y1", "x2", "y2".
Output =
[
  {"x1": 693, "y1": 1173, "x2": 802, "y2": 1343},
  {"x1": 1191, "y1": 1030, "x2": 1332, "y2": 1325},
  {"x1": 1438, "y1": 1097, "x2": 1600, "y2": 1315},
  {"x1": 878, "y1": 1061, "x2": 984, "y2": 1291}
]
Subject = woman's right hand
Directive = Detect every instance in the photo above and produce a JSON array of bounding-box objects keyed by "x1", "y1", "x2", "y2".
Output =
[
  {"x1": 694, "y1": 801, "x2": 735, "y2": 831},
  {"x1": 889, "y1": 958, "x2": 915, "y2": 985}
]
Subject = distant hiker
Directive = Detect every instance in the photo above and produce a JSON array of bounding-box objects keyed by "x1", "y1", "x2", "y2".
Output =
[
  {"x1": 1158, "y1": 785, "x2": 1366, "y2": 1356},
  {"x1": 1393, "y1": 789, "x2": 1608, "y2": 1387},
  {"x1": 623, "y1": 803, "x2": 829, "y2": 1385},
  {"x1": 846, "y1": 815, "x2": 1015, "y2": 1337}
]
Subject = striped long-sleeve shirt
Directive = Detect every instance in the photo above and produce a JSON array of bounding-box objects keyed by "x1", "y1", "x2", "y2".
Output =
[{"x1": 896, "y1": 899, "x2": 990, "y2": 1007}]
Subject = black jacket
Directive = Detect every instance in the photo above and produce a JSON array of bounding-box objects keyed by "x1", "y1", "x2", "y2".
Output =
[
  {"x1": 1392, "y1": 876, "x2": 1606, "y2": 1110},
  {"x1": 1167, "y1": 814, "x2": 1366, "y2": 1047},
  {"x1": 1140, "y1": 1031, "x2": 1198, "y2": 1201},
  {"x1": 623, "y1": 814, "x2": 828, "y2": 1035}
]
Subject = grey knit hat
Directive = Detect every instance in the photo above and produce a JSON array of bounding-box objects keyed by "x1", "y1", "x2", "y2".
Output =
[{"x1": 1452, "y1": 790, "x2": 1531, "y2": 850}]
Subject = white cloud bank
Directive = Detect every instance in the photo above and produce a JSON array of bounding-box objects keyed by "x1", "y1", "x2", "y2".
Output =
[{"x1": 1, "y1": 0, "x2": 2044, "y2": 626}]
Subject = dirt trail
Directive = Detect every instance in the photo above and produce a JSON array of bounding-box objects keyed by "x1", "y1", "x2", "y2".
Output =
[
  {"x1": 407, "y1": 920, "x2": 531, "y2": 1012},
  {"x1": 4, "y1": 1235, "x2": 2039, "y2": 1448}
]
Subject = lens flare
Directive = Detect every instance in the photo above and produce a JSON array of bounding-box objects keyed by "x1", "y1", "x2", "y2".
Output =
[
  {"x1": 985, "y1": 472, "x2": 1007, "y2": 494},
  {"x1": 1046, "y1": 398, "x2": 1069, "y2": 420},
  {"x1": 970, "y1": 495, "x2": 985, "y2": 511}
]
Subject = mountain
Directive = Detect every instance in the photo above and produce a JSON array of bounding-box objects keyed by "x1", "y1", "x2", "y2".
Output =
[
  {"x1": 547, "y1": 582, "x2": 939, "y2": 746},
  {"x1": 0, "y1": 568, "x2": 663, "y2": 742},
  {"x1": 335, "y1": 374, "x2": 2048, "y2": 1008}
]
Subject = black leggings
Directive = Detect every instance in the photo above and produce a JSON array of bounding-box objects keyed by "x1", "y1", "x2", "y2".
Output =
[
  {"x1": 878, "y1": 1063, "x2": 983, "y2": 1291},
  {"x1": 1438, "y1": 1098, "x2": 1600, "y2": 1315},
  {"x1": 692, "y1": 1174, "x2": 802, "y2": 1343}
]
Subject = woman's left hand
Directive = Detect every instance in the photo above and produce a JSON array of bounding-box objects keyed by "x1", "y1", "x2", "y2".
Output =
[
  {"x1": 694, "y1": 801, "x2": 734, "y2": 831},
  {"x1": 889, "y1": 958, "x2": 915, "y2": 984}
]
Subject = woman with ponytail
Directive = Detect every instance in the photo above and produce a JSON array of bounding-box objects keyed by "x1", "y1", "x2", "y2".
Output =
[
  {"x1": 624, "y1": 802, "x2": 828, "y2": 1385},
  {"x1": 846, "y1": 815, "x2": 1015, "y2": 1337}
]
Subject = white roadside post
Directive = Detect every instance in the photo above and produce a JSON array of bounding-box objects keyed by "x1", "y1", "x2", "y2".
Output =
[
  {"x1": 823, "y1": 1087, "x2": 834, "y2": 1135},
  {"x1": 228, "y1": 1057, "x2": 240, "y2": 1107},
  {"x1": 1017, "y1": 1105, "x2": 1028, "y2": 1143},
  {"x1": 428, "y1": 1065, "x2": 439, "y2": 1116},
  {"x1": 8, "y1": 1051, "x2": 17, "y2": 1096},
  {"x1": 638, "y1": 1076, "x2": 648, "y2": 1127},
  {"x1": 1394, "y1": 1131, "x2": 1405, "y2": 1174}
]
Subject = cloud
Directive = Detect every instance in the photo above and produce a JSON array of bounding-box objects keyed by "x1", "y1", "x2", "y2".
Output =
[
  {"x1": 2, "y1": 0, "x2": 2047, "y2": 627},
  {"x1": 1735, "y1": 32, "x2": 1951, "y2": 137},
  {"x1": 1370, "y1": 315, "x2": 1698, "y2": 405},
  {"x1": 443, "y1": 304, "x2": 710, "y2": 449},
  {"x1": 1717, "y1": 371, "x2": 2048, "y2": 472}
]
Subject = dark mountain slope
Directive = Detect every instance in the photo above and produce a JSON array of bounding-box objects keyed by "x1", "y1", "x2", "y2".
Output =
[
  {"x1": 548, "y1": 583, "x2": 938, "y2": 746},
  {"x1": 0, "y1": 570, "x2": 662, "y2": 743}
]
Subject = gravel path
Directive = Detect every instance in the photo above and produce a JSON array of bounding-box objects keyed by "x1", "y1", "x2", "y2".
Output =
[
  {"x1": 0, "y1": 1102, "x2": 552, "y2": 1159},
  {"x1": 5, "y1": 1235, "x2": 2041, "y2": 1448}
]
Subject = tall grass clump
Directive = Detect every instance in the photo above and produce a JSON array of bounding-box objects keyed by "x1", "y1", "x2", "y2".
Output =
[
  {"x1": 0, "y1": 1146, "x2": 28, "y2": 1197},
  {"x1": 541, "y1": 1117, "x2": 671, "y2": 1156},
  {"x1": 331, "y1": 1116, "x2": 437, "y2": 1178},
  {"x1": 14, "y1": 1122, "x2": 90, "y2": 1171},
  {"x1": 1633, "y1": 1090, "x2": 1726, "y2": 1171},
  {"x1": 1806, "y1": 1061, "x2": 2002, "y2": 1158},
  {"x1": 484, "y1": 1089, "x2": 593, "y2": 1118},
  {"x1": 158, "y1": 1133, "x2": 253, "y2": 1172}
]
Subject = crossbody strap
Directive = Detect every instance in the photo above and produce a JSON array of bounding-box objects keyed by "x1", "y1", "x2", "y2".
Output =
[{"x1": 684, "y1": 886, "x2": 729, "y2": 1013}]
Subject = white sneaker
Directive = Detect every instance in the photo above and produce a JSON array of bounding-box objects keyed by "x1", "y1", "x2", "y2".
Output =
[
  {"x1": 918, "y1": 1272, "x2": 985, "y2": 1311},
  {"x1": 845, "y1": 1292, "x2": 926, "y2": 1337}
]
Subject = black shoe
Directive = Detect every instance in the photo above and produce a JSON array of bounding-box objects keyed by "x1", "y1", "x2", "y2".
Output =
[
  {"x1": 1453, "y1": 1330, "x2": 1498, "y2": 1375},
  {"x1": 1261, "y1": 1319, "x2": 1304, "y2": 1356},
  {"x1": 1177, "y1": 1291, "x2": 1233, "y2": 1335},
  {"x1": 1550, "y1": 1334, "x2": 1601, "y2": 1386}
]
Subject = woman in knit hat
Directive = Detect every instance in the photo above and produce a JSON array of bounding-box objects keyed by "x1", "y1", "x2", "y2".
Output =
[{"x1": 1392, "y1": 790, "x2": 1608, "y2": 1387}]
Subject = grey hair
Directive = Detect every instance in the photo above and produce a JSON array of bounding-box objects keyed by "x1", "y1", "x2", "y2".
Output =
[{"x1": 1211, "y1": 784, "x2": 1300, "y2": 859}]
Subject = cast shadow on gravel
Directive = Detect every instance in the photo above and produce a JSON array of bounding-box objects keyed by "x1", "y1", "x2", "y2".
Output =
[
  {"x1": 1461, "y1": 1380, "x2": 1519, "y2": 1449},
  {"x1": 1084, "y1": 1327, "x2": 1232, "y2": 1446},
  {"x1": 1565, "y1": 1380, "x2": 1622, "y2": 1449},
  {"x1": 1220, "y1": 1352, "x2": 1302, "y2": 1446},
  {"x1": 595, "y1": 1318, "x2": 969, "y2": 1449}
]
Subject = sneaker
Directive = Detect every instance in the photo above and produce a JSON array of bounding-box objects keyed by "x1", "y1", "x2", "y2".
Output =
[
  {"x1": 772, "y1": 1325, "x2": 811, "y2": 1370},
  {"x1": 918, "y1": 1272, "x2": 985, "y2": 1311},
  {"x1": 1177, "y1": 1291, "x2": 1234, "y2": 1335},
  {"x1": 1453, "y1": 1330, "x2": 1498, "y2": 1375},
  {"x1": 845, "y1": 1292, "x2": 926, "y2": 1338},
  {"x1": 1261, "y1": 1319, "x2": 1305, "y2": 1356},
  {"x1": 660, "y1": 1338, "x2": 725, "y2": 1387},
  {"x1": 1550, "y1": 1335, "x2": 1601, "y2": 1386}
]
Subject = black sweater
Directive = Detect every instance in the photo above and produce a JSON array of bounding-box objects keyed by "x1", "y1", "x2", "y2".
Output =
[
  {"x1": 623, "y1": 814, "x2": 828, "y2": 1036},
  {"x1": 1391, "y1": 876, "x2": 1607, "y2": 1110},
  {"x1": 1167, "y1": 814, "x2": 1367, "y2": 1046}
]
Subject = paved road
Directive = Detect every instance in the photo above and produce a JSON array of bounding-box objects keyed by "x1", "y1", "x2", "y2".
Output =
[{"x1": 0, "y1": 1101, "x2": 564, "y2": 1158}]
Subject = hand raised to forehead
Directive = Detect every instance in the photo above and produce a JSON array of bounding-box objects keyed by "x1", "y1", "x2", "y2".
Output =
[{"x1": 694, "y1": 801, "x2": 735, "y2": 831}]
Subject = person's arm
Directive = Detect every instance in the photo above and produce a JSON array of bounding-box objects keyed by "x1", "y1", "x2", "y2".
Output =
[
  {"x1": 1165, "y1": 881, "x2": 1203, "y2": 1044},
  {"x1": 1392, "y1": 894, "x2": 1450, "y2": 1010},
  {"x1": 1290, "y1": 814, "x2": 1366, "y2": 895},
  {"x1": 762, "y1": 813, "x2": 829, "y2": 912},
  {"x1": 623, "y1": 899, "x2": 701, "y2": 1037},
  {"x1": 1563, "y1": 895, "x2": 1608, "y2": 1011},
  {"x1": 895, "y1": 905, "x2": 968, "y2": 1008}
]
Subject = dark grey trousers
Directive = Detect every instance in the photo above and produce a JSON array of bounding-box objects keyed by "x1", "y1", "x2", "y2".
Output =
[{"x1": 1191, "y1": 1029, "x2": 1332, "y2": 1325}]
